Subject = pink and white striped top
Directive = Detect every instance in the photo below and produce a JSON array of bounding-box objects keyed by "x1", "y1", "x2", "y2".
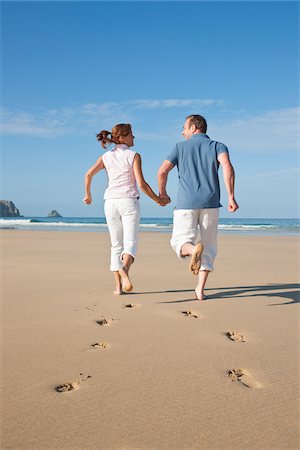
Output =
[{"x1": 102, "y1": 144, "x2": 140, "y2": 200}]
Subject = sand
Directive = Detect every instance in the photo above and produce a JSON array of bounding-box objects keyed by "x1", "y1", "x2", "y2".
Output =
[{"x1": 1, "y1": 230, "x2": 299, "y2": 449}]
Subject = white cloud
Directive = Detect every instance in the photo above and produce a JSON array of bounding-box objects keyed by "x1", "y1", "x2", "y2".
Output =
[
  {"x1": 240, "y1": 167, "x2": 300, "y2": 180},
  {"x1": 0, "y1": 109, "x2": 70, "y2": 137},
  {"x1": 209, "y1": 107, "x2": 300, "y2": 152},
  {"x1": 1, "y1": 103, "x2": 299, "y2": 154},
  {"x1": 0, "y1": 98, "x2": 222, "y2": 137},
  {"x1": 129, "y1": 98, "x2": 223, "y2": 109},
  {"x1": 81, "y1": 102, "x2": 122, "y2": 116}
]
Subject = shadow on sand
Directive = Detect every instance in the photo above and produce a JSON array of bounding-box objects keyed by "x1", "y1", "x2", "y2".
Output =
[{"x1": 150, "y1": 283, "x2": 300, "y2": 305}]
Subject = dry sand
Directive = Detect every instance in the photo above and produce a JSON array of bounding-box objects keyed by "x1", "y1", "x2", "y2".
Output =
[{"x1": 1, "y1": 230, "x2": 299, "y2": 449}]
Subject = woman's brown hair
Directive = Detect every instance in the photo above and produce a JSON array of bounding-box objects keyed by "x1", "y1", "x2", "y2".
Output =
[{"x1": 96, "y1": 123, "x2": 132, "y2": 149}]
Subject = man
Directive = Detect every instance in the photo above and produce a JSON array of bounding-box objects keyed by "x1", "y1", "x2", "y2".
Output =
[{"x1": 157, "y1": 114, "x2": 238, "y2": 300}]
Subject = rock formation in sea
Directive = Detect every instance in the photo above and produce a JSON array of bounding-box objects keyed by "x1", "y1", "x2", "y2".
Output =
[
  {"x1": 0, "y1": 200, "x2": 22, "y2": 217},
  {"x1": 47, "y1": 210, "x2": 62, "y2": 218}
]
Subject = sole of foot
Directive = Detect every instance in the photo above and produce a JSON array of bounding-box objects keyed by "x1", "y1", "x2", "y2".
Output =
[
  {"x1": 189, "y1": 243, "x2": 203, "y2": 276},
  {"x1": 119, "y1": 267, "x2": 133, "y2": 292}
]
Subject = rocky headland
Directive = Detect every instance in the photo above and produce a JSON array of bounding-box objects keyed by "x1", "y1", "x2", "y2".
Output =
[
  {"x1": 47, "y1": 210, "x2": 62, "y2": 218},
  {"x1": 0, "y1": 201, "x2": 22, "y2": 217}
]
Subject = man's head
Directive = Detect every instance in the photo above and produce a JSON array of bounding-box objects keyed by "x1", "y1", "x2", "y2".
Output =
[{"x1": 182, "y1": 114, "x2": 207, "y2": 140}]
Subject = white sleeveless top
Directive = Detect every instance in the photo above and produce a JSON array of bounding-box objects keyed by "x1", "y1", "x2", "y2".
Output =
[{"x1": 102, "y1": 144, "x2": 140, "y2": 200}]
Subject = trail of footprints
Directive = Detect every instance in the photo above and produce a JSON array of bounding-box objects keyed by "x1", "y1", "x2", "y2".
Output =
[
  {"x1": 55, "y1": 301, "x2": 139, "y2": 393},
  {"x1": 181, "y1": 309, "x2": 261, "y2": 389},
  {"x1": 55, "y1": 298, "x2": 261, "y2": 393}
]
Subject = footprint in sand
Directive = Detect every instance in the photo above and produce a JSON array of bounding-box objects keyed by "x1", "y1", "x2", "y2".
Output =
[
  {"x1": 96, "y1": 318, "x2": 116, "y2": 326},
  {"x1": 91, "y1": 342, "x2": 108, "y2": 349},
  {"x1": 55, "y1": 382, "x2": 79, "y2": 393},
  {"x1": 226, "y1": 331, "x2": 245, "y2": 342},
  {"x1": 182, "y1": 310, "x2": 199, "y2": 318},
  {"x1": 97, "y1": 319, "x2": 109, "y2": 326},
  {"x1": 96, "y1": 316, "x2": 118, "y2": 326},
  {"x1": 228, "y1": 368, "x2": 262, "y2": 389},
  {"x1": 55, "y1": 374, "x2": 92, "y2": 393}
]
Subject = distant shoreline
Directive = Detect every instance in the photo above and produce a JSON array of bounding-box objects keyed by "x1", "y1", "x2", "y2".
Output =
[{"x1": 0, "y1": 216, "x2": 299, "y2": 236}]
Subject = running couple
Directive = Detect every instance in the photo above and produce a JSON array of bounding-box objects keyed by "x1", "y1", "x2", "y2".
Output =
[{"x1": 84, "y1": 114, "x2": 239, "y2": 300}]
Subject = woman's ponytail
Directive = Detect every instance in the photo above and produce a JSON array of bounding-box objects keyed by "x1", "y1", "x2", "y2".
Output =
[
  {"x1": 96, "y1": 130, "x2": 115, "y2": 149},
  {"x1": 96, "y1": 123, "x2": 132, "y2": 149}
]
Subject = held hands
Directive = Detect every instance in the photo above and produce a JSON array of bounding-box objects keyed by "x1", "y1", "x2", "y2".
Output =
[
  {"x1": 83, "y1": 194, "x2": 92, "y2": 205},
  {"x1": 228, "y1": 198, "x2": 239, "y2": 212},
  {"x1": 158, "y1": 198, "x2": 170, "y2": 206},
  {"x1": 157, "y1": 194, "x2": 171, "y2": 207}
]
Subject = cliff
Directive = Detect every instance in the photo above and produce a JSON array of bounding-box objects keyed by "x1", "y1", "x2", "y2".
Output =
[{"x1": 0, "y1": 200, "x2": 22, "y2": 217}]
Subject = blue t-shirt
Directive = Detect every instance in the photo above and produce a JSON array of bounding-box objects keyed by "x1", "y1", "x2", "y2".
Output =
[{"x1": 166, "y1": 133, "x2": 229, "y2": 209}]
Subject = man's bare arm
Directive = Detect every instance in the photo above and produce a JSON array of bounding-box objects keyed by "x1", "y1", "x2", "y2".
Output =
[
  {"x1": 157, "y1": 160, "x2": 174, "y2": 200},
  {"x1": 217, "y1": 152, "x2": 239, "y2": 212}
]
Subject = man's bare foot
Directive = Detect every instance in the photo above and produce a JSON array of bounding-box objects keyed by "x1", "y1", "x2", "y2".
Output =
[
  {"x1": 189, "y1": 243, "x2": 203, "y2": 275},
  {"x1": 119, "y1": 267, "x2": 133, "y2": 292},
  {"x1": 195, "y1": 289, "x2": 206, "y2": 301}
]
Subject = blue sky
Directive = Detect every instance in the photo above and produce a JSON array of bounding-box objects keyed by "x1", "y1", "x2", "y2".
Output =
[{"x1": 1, "y1": 1, "x2": 299, "y2": 218}]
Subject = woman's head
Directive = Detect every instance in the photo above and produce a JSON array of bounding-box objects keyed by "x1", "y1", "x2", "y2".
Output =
[{"x1": 96, "y1": 123, "x2": 134, "y2": 149}]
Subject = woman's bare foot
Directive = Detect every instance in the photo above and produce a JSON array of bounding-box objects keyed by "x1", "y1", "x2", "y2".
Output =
[
  {"x1": 119, "y1": 267, "x2": 133, "y2": 292},
  {"x1": 113, "y1": 289, "x2": 123, "y2": 295},
  {"x1": 113, "y1": 271, "x2": 123, "y2": 296},
  {"x1": 189, "y1": 243, "x2": 203, "y2": 275},
  {"x1": 195, "y1": 289, "x2": 206, "y2": 301}
]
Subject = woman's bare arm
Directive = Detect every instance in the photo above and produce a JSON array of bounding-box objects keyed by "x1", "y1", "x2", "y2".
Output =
[
  {"x1": 133, "y1": 154, "x2": 169, "y2": 206},
  {"x1": 83, "y1": 156, "x2": 105, "y2": 204}
]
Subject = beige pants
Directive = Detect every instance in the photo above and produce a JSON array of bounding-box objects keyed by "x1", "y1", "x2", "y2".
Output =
[{"x1": 170, "y1": 208, "x2": 219, "y2": 271}]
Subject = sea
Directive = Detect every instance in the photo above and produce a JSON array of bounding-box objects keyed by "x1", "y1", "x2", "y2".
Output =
[{"x1": 0, "y1": 217, "x2": 299, "y2": 235}]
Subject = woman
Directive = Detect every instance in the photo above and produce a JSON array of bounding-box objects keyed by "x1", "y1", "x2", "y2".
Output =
[{"x1": 84, "y1": 123, "x2": 169, "y2": 295}]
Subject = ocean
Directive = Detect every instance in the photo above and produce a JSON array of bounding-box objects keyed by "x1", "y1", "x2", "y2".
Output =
[{"x1": 0, "y1": 217, "x2": 299, "y2": 235}]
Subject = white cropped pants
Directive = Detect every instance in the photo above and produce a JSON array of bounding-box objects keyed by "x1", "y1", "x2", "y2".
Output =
[
  {"x1": 170, "y1": 208, "x2": 219, "y2": 271},
  {"x1": 104, "y1": 198, "x2": 140, "y2": 271}
]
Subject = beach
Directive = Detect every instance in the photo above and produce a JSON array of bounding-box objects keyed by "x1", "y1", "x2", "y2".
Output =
[{"x1": 1, "y1": 229, "x2": 299, "y2": 449}]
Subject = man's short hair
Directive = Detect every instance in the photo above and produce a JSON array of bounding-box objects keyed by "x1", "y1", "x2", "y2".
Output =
[{"x1": 186, "y1": 114, "x2": 207, "y2": 133}]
